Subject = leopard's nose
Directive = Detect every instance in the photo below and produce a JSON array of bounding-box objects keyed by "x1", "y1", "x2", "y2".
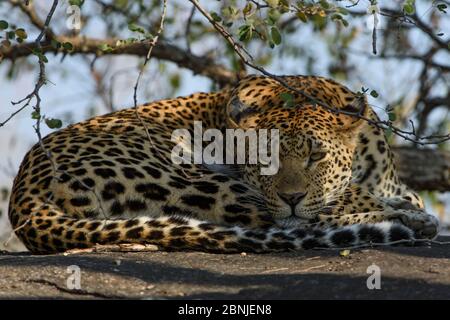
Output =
[{"x1": 278, "y1": 192, "x2": 308, "y2": 207}]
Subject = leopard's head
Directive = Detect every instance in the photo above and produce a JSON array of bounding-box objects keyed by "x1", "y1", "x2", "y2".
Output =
[{"x1": 225, "y1": 77, "x2": 368, "y2": 226}]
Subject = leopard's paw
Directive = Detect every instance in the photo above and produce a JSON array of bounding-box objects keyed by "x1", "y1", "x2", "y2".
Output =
[{"x1": 388, "y1": 210, "x2": 440, "y2": 239}]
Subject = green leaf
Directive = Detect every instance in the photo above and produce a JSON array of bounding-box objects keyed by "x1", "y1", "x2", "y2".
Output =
[
  {"x1": 98, "y1": 43, "x2": 113, "y2": 52},
  {"x1": 15, "y1": 28, "x2": 27, "y2": 40},
  {"x1": 280, "y1": 92, "x2": 293, "y2": 100},
  {"x1": 388, "y1": 112, "x2": 396, "y2": 121},
  {"x1": 404, "y1": 4, "x2": 414, "y2": 14},
  {"x1": 1, "y1": 187, "x2": 9, "y2": 201},
  {"x1": 319, "y1": 0, "x2": 330, "y2": 10},
  {"x1": 51, "y1": 40, "x2": 61, "y2": 49},
  {"x1": 144, "y1": 32, "x2": 154, "y2": 40},
  {"x1": 266, "y1": 0, "x2": 279, "y2": 8},
  {"x1": 403, "y1": 0, "x2": 415, "y2": 15},
  {"x1": 128, "y1": 23, "x2": 145, "y2": 34},
  {"x1": 0, "y1": 20, "x2": 8, "y2": 30},
  {"x1": 238, "y1": 24, "x2": 253, "y2": 41},
  {"x1": 268, "y1": 8, "x2": 281, "y2": 24},
  {"x1": 280, "y1": 92, "x2": 294, "y2": 107},
  {"x1": 210, "y1": 11, "x2": 222, "y2": 22},
  {"x1": 271, "y1": 26, "x2": 282, "y2": 45},
  {"x1": 330, "y1": 14, "x2": 349, "y2": 27},
  {"x1": 331, "y1": 14, "x2": 342, "y2": 20},
  {"x1": 243, "y1": 3, "x2": 253, "y2": 16},
  {"x1": 385, "y1": 127, "x2": 393, "y2": 140},
  {"x1": 115, "y1": 0, "x2": 128, "y2": 9},
  {"x1": 63, "y1": 42, "x2": 73, "y2": 51},
  {"x1": 32, "y1": 48, "x2": 48, "y2": 63},
  {"x1": 169, "y1": 73, "x2": 181, "y2": 89},
  {"x1": 31, "y1": 111, "x2": 40, "y2": 120},
  {"x1": 370, "y1": 90, "x2": 379, "y2": 98},
  {"x1": 69, "y1": 0, "x2": 84, "y2": 6},
  {"x1": 437, "y1": 4, "x2": 447, "y2": 13},
  {"x1": 297, "y1": 11, "x2": 308, "y2": 23},
  {"x1": 45, "y1": 118, "x2": 63, "y2": 129}
]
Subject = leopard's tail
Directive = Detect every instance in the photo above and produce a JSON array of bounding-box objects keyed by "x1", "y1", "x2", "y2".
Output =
[{"x1": 11, "y1": 204, "x2": 417, "y2": 253}]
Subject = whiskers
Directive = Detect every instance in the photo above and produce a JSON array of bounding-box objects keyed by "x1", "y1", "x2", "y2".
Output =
[{"x1": 322, "y1": 185, "x2": 348, "y2": 206}]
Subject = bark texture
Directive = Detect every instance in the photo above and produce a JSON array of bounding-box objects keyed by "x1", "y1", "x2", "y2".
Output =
[{"x1": 393, "y1": 146, "x2": 450, "y2": 192}]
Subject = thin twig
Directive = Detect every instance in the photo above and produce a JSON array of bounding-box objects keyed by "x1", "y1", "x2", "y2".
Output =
[
  {"x1": 3, "y1": 0, "x2": 59, "y2": 127},
  {"x1": 185, "y1": 4, "x2": 196, "y2": 53},
  {"x1": 371, "y1": 22, "x2": 377, "y2": 55},
  {"x1": 131, "y1": 1, "x2": 200, "y2": 180},
  {"x1": 132, "y1": 0, "x2": 167, "y2": 110},
  {"x1": 0, "y1": 103, "x2": 31, "y2": 127},
  {"x1": 131, "y1": 0, "x2": 174, "y2": 178},
  {"x1": 132, "y1": 0, "x2": 167, "y2": 145}
]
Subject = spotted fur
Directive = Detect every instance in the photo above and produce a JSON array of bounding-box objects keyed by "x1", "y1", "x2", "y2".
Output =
[{"x1": 8, "y1": 75, "x2": 439, "y2": 253}]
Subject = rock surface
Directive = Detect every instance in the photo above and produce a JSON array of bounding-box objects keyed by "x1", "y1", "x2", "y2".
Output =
[{"x1": 0, "y1": 236, "x2": 449, "y2": 299}]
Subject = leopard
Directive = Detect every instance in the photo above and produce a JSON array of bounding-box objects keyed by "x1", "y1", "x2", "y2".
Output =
[{"x1": 8, "y1": 75, "x2": 439, "y2": 254}]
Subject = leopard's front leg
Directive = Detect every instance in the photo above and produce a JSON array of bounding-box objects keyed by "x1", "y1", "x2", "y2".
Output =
[
  {"x1": 316, "y1": 186, "x2": 440, "y2": 239},
  {"x1": 316, "y1": 210, "x2": 439, "y2": 239}
]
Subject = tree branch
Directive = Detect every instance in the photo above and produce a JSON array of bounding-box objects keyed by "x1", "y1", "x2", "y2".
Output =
[
  {"x1": 367, "y1": 52, "x2": 450, "y2": 72},
  {"x1": 0, "y1": 36, "x2": 241, "y2": 86}
]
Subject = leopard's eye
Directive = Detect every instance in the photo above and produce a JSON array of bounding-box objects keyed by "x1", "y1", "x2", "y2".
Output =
[{"x1": 310, "y1": 151, "x2": 327, "y2": 162}]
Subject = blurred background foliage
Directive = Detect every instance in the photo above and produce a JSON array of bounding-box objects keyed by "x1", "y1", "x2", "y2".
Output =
[{"x1": 0, "y1": 0, "x2": 449, "y2": 143}]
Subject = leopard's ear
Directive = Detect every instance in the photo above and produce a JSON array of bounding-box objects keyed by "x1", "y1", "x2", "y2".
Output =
[
  {"x1": 226, "y1": 96, "x2": 260, "y2": 128},
  {"x1": 335, "y1": 95, "x2": 369, "y2": 132}
]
